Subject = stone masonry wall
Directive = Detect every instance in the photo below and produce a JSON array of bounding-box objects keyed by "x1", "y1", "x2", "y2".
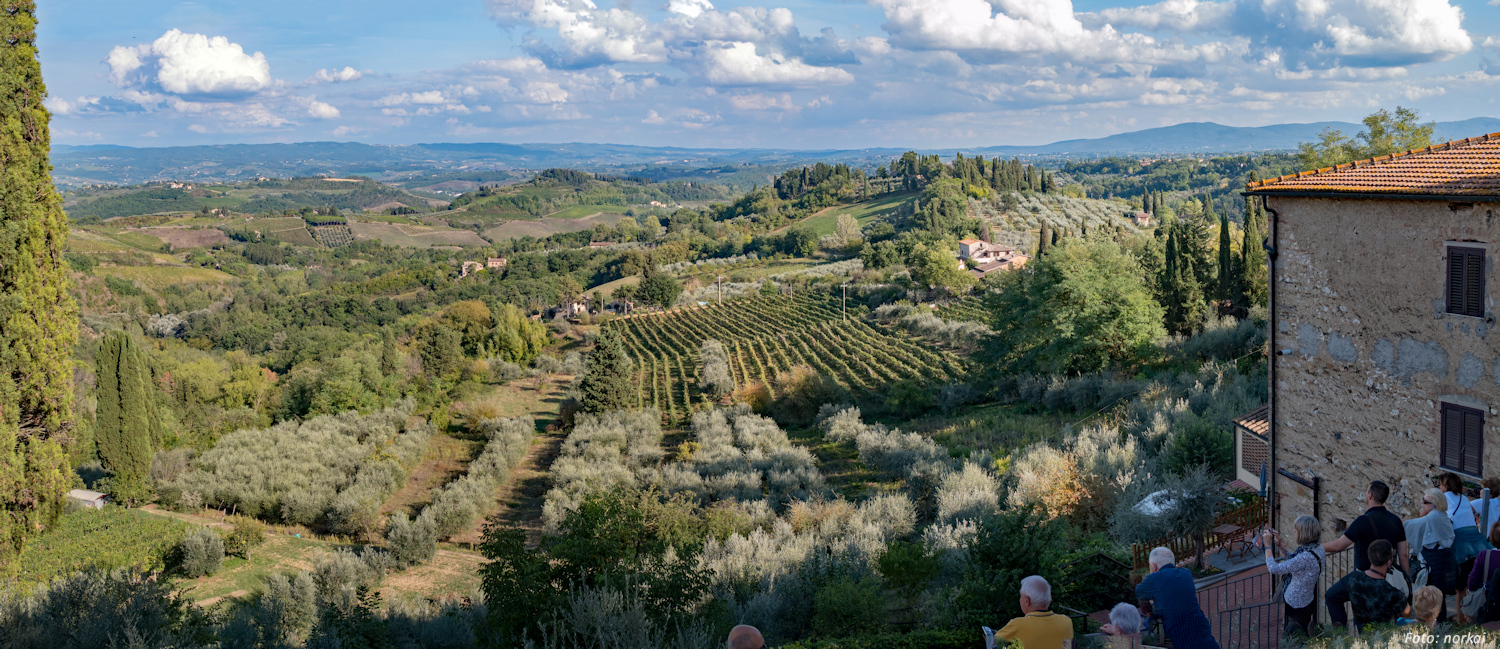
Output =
[{"x1": 1269, "y1": 196, "x2": 1498, "y2": 539}]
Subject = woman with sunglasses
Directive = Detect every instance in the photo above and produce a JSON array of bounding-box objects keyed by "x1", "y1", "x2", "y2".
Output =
[{"x1": 1407, "y1": 487, "x2": 1458, "y2": 621}]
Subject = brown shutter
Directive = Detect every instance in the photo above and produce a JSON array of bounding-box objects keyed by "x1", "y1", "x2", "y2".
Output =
[
  {"x1": 1443, "y1": 405, "x2": 1465, "y2": 471},
  {"x1": 1450, "y1": 252, "x2": 1468, "y2": 315},
  {"x1": 1463, "y1": 407, "x2": 1485, "y2": 476},
  {"x1": 1448, "y1": 247, "x2": 1486, "y2": 317},
  {"x1": 1466, "y1": 250, "x2": 1485, "y2": 317}
]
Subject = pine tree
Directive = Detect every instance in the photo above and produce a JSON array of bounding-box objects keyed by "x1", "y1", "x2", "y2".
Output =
[
  {"x1": 1, "y1": 2, "x2": 81, "y2": 562},
  {"x1": 578, "y1": 327, "x2": 633, "y2": 414},
  {"x1": 94, "y1": 332, "x2": 158, "y2": 505},
  {"x1": 1217, "y1": 212, "x2": 1234, "y2": 305}
]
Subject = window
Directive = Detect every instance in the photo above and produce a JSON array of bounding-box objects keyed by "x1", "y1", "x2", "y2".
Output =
[
  {"x1": 1447, "y1": 246, "x2": 1485, "y2": 317},
  {"x1": 1441, "y1": 402, "x2": 1484, "y2": 477}
]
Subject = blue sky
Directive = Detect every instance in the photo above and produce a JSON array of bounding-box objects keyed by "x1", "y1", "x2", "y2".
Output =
[{"x1": 37, "y1": 0, "x2": 1500, "y2": 149}]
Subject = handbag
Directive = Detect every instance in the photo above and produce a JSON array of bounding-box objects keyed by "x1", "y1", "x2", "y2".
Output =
[
  {"x1": 1462, "y1": 551, "x2": 1492, "y2": 617},
  {"x1": 1271, "y1": 545, "x2": 1322, "y2": 604}
]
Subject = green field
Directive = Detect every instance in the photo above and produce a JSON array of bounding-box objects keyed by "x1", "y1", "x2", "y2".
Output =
[
  {"x1": 543, "y1": 204, "x2": 633, "y2": 220},
  {"x1": 6, "y1": 507, "x2": 192, "y2": 590},
  {"x1": 105, "y1": 230, "x2": 167, "y2": 251},
  {"x1": 96, "y1": 265, "x2": 238, "y2": 290},
  {"x1": 796, "y1": 193, "x2": 912, "y2": 236}
]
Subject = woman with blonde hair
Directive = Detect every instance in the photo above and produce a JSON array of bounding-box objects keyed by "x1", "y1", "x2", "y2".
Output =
[
  {"x1": 1407, "y1": 486, "x2": 1458, "y2": 621},
  {"x1": 1412, "y1": 586, "x2": 1443, "y2": 629},
  {"x1": 1263, "y1": 515, "x2": 1325, "y2": 636}
]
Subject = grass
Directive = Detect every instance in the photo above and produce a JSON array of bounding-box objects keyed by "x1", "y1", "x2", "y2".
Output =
[
  {"x1": 95, "y1": 265, "x2": 237, "y2": 291},
  {"x1": 786, "y1": 425, "x2": 889, "y2": 500},
  {"x1": 544, "y1": 204, "x2": 633, "y2": 220},
  {"x1": 6, "y1": 507, "x2": 193, "y2": 591},
  {"x1": 67, "y1": 232, "x2": 137, "y2": 253},
  {"x1": 105, "y1": 230, "x2": 167, "y2": 252},
  {"x1": 587, "y1": 274, "x2": 640, "y2": 299},
  {"x1": 349, "y1": 222, "x2": 489, "y2": 248},
  {"x1": 783, "y1": 193, "x2": 912, "y2": 237},
  {"x1": 482, "y1": 212, "x2": 629, "y2": 241},
  {"x1": 912, "y1": 402, "x2": 1072, "y2": 460}
]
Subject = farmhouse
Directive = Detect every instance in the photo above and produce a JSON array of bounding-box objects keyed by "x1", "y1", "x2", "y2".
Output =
[
  {"x1": 460, "y1": 261, "x2": 482, "y2": 277},
  {"x1": 66, "y1": 489, "x2": 108, "y2": 509},
  {"x1": 957, "y1": 238, "x2": 1018, "y2": 262},
  {"x1": 1245, "y1": 133, "x2": 1500, "y2": 538},
  {"x1": 968, "y1": 254, "x2": 1031, "y2": 280},
  {"x1": 486, "y1": 257, "x2": 507, "y2": 269},
  {"x1": 1132, "y1": 212, "x2": 1153, "y2": 227}
]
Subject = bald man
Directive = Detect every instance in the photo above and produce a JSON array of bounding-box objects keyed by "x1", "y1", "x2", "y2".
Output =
[{"x1": 727, "y1": 624, "x2": 765, "y2": 649}]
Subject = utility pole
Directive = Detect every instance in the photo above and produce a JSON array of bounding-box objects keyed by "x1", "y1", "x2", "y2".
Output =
[{"x1": 841, "y1": 283, "x2": 848, "y2": 321}]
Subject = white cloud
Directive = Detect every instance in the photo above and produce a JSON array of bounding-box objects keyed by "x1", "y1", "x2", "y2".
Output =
[
  {"x1": 45, "y1": 96, "x2": 100, "y2": 115},
  {"x1": 667, "y1": 0, "x2": 714, "y2": 18},
  {"x1": 304, "y1": 97, "x2": 341, "y2": 119},
  {"x1": 488, "y1": 0, "x2": 666, "y2": 64},
  {"x1": 701, "y1": 42, "x2": 853, "y2": 86},
  {"x1": 726, "y1": 92, "x2": 800, "y2": 111},
  {"x1": 642, "y1": 109, "x2": 666, "y2": 123},
  {"x1": 141, "y1": 130, "x2": 158, "y2": 137},
  {"x1": 309, "y1": 66, "x2": 363, "y2": 83},
  {"x1": 108, "y1": 29, "x2": 272, "y2": 96}
]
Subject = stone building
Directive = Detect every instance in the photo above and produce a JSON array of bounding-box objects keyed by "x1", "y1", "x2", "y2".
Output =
[{"x1": 1246, "y1": 133, "x2": 1500, "y2": 537}]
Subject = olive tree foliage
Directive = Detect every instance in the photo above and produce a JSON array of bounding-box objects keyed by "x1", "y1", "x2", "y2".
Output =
[
  {"x1": 975, "y1": 238, "x2": 1165, "y2": 378},
  {"x1": 871, "y1": 304, "x2": 992, "y2": 354},
  {"x1": 542, "y1": 409, "x2": 665, "y2": 532},
  {"x1": 816, "y1": 406, "x2": 952, "y2": 480},
  {"x1": 1007, "y1": 425, "x2": 1144, "y2": 531},
  {"x1": 168, "y1": 401, "x2": 431, "y2": 535},
  {"x1": 697, "y1": 340, "x2": 735, "y2": 401},
  {"x1": 0, "y1": 569, "x2": 212, "y2": 649},
  {"x1": 386, "y1": 512, "x2": 438, "y2": 569},
  {"x1": 662, "y1": 406, "x2": 826, "y2": 509},
  {"x1": 0, "y1": 0, "x2": 81, "y2": 567},
  {"x1": 1109, "y1": 465, "x2": 1227, "y2": 567},
  {"x1": 423, "y1": 416, "x2": 535, "y2": 539},
  {"x1": 178, "y1": 528, "x2": 224, "y2": 578}
]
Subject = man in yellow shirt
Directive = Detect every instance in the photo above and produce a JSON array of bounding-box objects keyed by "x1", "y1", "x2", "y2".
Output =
[{"x1": 988, "y1": 576, "x2": 1074, "y2": 649}]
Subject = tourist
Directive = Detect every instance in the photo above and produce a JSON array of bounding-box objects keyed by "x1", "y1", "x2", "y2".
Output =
[
  {"x1": 1440, "y1": 472, "x2": 1489, "y2": 619},
  {"x1": 1263, "y1": 515, "x2": 1325, "y2": 636},
  {"x1": 1464, "y1": 522, "x2": 1500, "y2": 621},
  {"x1": 990, "y1": 576, "x2": 1074, "y2": 649},
  {"x1": 1411, "y1": 586, "x2": 1442, "y2": 629},
  {"x1": 1405, "y1": 487, "x2": 1457, "y2": 621},
  {"x1": 726, "y1": 625, "x2": 764, "y2": 649},
  {"x1": 1099, "y1": 602, "x2": 1144, "y2": 649},
  {"x1": 1327, "y1": 539, "x2": 1409, "y2": 631},
  {"x1": 1322, "y1": 481, "x2": 1410, "y2": 575},
  {"x1": 1135, "y1": 547, "x2": 1219, "y2": 649}
]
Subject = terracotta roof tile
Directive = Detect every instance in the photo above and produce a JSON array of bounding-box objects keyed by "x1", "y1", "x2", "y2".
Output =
[
  {"x1": 1234, "y1": 405, "x2": 1269, "y2": 438},
  {"x1": 1246, "y1": 132, "x2": 1500, "y2": 196}
]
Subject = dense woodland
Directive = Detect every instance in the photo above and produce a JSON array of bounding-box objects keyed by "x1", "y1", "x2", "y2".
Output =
[{"x1": 4, "y1": 11, "x2": 1437, "y2": 644}]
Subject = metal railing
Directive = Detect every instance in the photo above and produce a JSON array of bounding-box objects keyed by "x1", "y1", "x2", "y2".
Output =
[{"x1": 1216, "y1": 601, "x2": 1283, "y2": 649}]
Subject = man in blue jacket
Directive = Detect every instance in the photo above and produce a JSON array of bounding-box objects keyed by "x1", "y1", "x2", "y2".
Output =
[{"x1": 1135, "y1": 547, "x2": 1219, "y2": 649}]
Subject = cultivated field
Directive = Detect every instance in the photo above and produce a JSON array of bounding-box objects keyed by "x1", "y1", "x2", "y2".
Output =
[
  {"x1": 94, "y1": 265, "x2": 238, "y2": 291},
  {"x1": 606, "y1": 292, "x2": 965, "y2": 422},
  {"x1": 141, "y1": 226, "x2": 231, "y2": 249},
  {"x1": 793, "y1": 192, "x2": 911, "y2": 236},
  {"x1": 482, "y1": 212, "x2": 629, "y2": 240},
  {"x1": 350, "y1": 221, "x2": 489, "y2": 248}
]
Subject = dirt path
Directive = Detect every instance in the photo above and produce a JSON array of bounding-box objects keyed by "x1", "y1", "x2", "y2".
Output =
[
  {"x1": 450, "y1": 424, "x2": 567, "y2": 549},
  {"x1": 380, "y1": 434, "x2": 480, "y2": 518}
]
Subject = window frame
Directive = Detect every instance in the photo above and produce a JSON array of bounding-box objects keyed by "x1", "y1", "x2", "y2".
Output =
[
  {"x1": 1446, "y1": 245, "x2": 1486, "y2": 318},
  {"x1": 1440, "y1": 402, "x2": 1485, "y2": 479}
]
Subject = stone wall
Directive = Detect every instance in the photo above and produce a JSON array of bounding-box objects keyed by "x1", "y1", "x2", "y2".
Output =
[{"x1": 1268, "y1": 196, "x2": 1498, "y2": 538}]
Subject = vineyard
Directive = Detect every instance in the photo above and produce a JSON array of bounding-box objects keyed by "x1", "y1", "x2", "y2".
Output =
[
  {"x1": 935, "y1": 297, "x2": 987, "y2": 325},
  {"x1": 606, "y1": 292, "x2": 965, "y2": 423},
  {"x1": 311, "y1": 225, "x2": 355, "y2": 248}
]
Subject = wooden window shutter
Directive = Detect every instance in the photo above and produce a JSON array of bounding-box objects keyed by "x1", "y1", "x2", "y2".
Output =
[
  {"x1": 1441, "y1": 403, "x2": 1485, "y2": 477},
  {"x1": 1448, "y1": 247, "x2": 1485, "y2": 317}
]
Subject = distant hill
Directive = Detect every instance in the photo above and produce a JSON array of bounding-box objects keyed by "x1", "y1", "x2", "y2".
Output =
[{"x1": 50, "y1": 117, "x2": 1500, "y2": 186}]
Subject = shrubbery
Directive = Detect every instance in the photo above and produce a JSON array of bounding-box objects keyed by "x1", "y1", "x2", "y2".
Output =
[
  {"x1": 663, "y1": 406, "x2": 826, "y2": 509},
  {"x1": 542, "y1": 409, "x2": 664, "y2": 531},
  {"x1": 178, "y1": 527, "x2": 223, "y2": 578},
  {"x1": 168, "y1": 402, "x2": 432, "y2": 535},
  {"x1": 425, "y1": 416, "x2": 535, "y2": 539}
]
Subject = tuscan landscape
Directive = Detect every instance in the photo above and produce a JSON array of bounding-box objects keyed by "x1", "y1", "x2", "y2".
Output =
[{"x1": 7, "y1": 1, "x2": 1500, "y2": 648}]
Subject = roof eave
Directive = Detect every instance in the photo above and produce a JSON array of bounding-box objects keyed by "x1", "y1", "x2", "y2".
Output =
[{"x1": 1242, "y1": 190, "x2": 1500, "y2": 202}]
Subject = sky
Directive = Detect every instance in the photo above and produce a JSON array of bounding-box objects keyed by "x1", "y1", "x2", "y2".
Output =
[{"x1": 35, "y1": 0, "x2": 1500, "y2": 149}]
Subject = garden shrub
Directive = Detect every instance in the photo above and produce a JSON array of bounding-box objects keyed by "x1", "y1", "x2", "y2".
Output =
[
  {"x1": 812, "y1": 575, "x2": 886, "y2": 637},
  {"x1": 178, "y1": 527, "x2": 223, "y2": 578}
]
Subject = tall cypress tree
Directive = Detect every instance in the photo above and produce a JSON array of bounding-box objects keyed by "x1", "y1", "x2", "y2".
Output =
[
  {"x1": 1217, "y1": 212, "x2": 1234, "y2": 305},
  {"x1": 1036, "y1": 222, "x2": 1050, "y2": 257},
  {"x1": 94, "y1": 332, "x2": 158, "y2": 505},
  {"x1": 1, "y1": 2, "x2": 80, "y2": 562},
  {"x1": 1161, "y1": 227, "x2": 1205, "y2": 334},
  {"x1": 578, "y1": 327, "x2": 634, "y2": 414},
  {"x1": 1241, "y1": 197, "x2": 1268, "y2": 308}
]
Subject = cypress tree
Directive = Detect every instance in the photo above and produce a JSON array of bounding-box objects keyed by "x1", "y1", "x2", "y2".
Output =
[
  {"x1": 578, "y1": 327, "x2": 634, "y2": 414},
  {"x1": 1037, "y1": 222, "x2": 1050, "y2": 257},
  {"x1": 94, "y1": 332, "x2": 157, "y2": 505},
  {"x1": 1241, "y1": 197, "x2": 1268, "y2": 308},
  {"x1": 1218, "y1": 212, "x2": 1234, "y2": 305},
  {"x1": 1, "y1": 2, "x2": 81, "y2": 562},
  {"x1": 1050, "y1": 228, "x2": 1059, "y2": 248}
]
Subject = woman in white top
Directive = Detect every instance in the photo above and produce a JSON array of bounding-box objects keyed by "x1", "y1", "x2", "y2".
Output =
[{"x1": 1439, "y1": 473, "x2": 1487, "y2": 621}]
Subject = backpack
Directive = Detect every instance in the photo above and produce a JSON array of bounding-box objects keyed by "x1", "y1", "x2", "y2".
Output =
[{"x1": 1484, "y1": 560, "x2": 1500, "y2": 623}]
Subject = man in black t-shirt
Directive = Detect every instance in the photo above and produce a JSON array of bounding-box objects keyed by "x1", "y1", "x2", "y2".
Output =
[
  {"x1": 1323, "y1": 481, "x2": 1411, "y2": 629},
  {"x1": 1345, "y1": 539, "x2": 1410, "y2": 630}
]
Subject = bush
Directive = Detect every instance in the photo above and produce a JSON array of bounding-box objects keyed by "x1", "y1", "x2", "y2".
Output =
[
  {"x1": 780, "y1": 628, "x2": 983, "y2": 649},
  {"x1": 1161, "y1": 415, "x2": 1233, "y2": 478},
  {"x1": 223, "y1": 515, "x2": 266, "y2": 559},
  {"x1": 812, "y1": 575, "x2": 886, "y2": 637},
  {"x1": 386, "y1": 512, "x2": 438, "y2": 568},
  {"x1": 699, "y1": 339, "x2": 735, "y2": 400},
  {"x1": 0, "y1": 569, "x2": 212, "y2": 649},
  {"x1": 424, "y1": 416, "x2": 534, "y2": 538},
  {"x1": 179, "y1": 527, "x2": 224, "y2": 578},
  {"x1": 542, "y1": 409, "x2": 664, "y2": 532}
]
